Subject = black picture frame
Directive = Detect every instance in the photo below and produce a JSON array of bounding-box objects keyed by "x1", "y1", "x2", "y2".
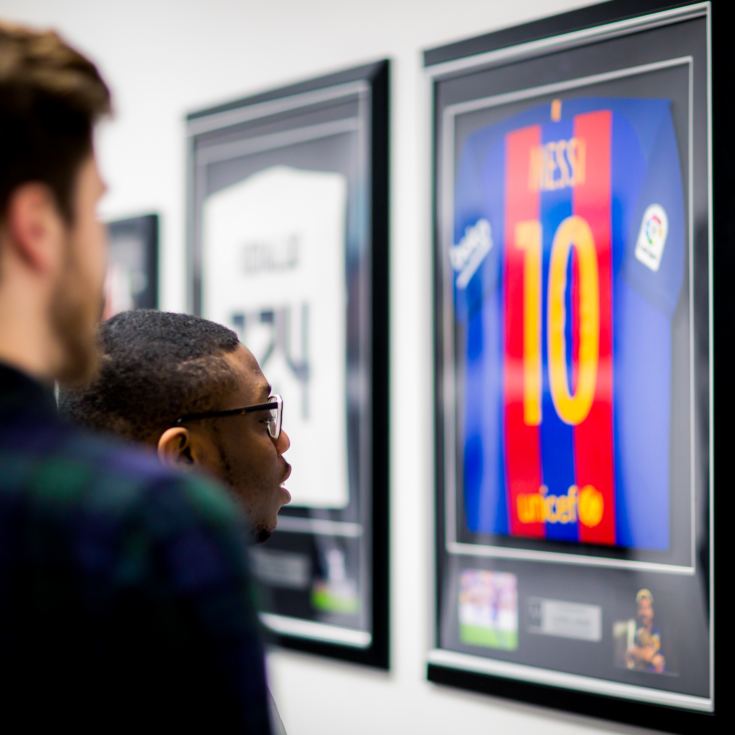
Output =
[
  {"x1": 186, "y1": 61, "x2": 390, "y2": 668},
  {"x1": 426, "y1": 2, "x2": 726, "y2": 731},
  {"x1": 104, "y1": 213, "x2": 159, "y2": 318}
]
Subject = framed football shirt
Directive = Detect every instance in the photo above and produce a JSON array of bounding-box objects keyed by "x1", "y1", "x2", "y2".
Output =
[
  {"x1": 427, "y1": 2, "x2": 723, "y2": 732},
  {"x1": 453, "y1": 97, "x2": 684, "y2": 550}
]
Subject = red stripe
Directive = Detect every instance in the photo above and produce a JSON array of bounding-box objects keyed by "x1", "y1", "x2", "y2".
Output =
[
  {"x1": 573, "y1": 111, "x2": 616, "y2": 545},
  {"x1": 504, "y1": 125, "x2": 544, "y2": 538}
]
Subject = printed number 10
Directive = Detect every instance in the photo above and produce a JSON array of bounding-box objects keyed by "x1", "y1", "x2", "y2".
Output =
[{"x1": 515, "y1": 215, "x2": 599, "y2": 427}]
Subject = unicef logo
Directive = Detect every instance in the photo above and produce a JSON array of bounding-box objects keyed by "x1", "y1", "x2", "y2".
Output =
[{"x1": 579, "y1": 485, "x2": 604, "y2": 528}]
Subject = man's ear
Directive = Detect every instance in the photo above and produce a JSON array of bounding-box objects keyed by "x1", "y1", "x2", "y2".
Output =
[
  {"x1": 5, "y1": 183, "x2": 64, "y2": 273},
  {"x1": 157, "y1": 427, "x2": 194, "y2": 467}
]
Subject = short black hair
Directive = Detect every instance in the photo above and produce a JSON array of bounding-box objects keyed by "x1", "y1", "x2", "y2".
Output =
[{"x1": 59, "y1": 310, "x2": 240, "y2": 442}]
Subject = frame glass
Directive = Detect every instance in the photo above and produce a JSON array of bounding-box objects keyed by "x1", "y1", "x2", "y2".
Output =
[
  {"x1": 186, "y1": 61, "x2": 390, "y2": 668},
  {"x1": 103, "y1": 213, "x2": 159, "y2": 318},
  {"x1": 426, "y1": 2, "x2": 724, "y2": 730}
]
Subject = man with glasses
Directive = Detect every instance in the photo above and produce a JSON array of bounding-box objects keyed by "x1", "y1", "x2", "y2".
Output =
[
  {"x1": 60, "y1": 309, "x2": 293, "y2": 734},
  {"x1": 59, "y1": 309, "x2": 293, "y2": 544}
]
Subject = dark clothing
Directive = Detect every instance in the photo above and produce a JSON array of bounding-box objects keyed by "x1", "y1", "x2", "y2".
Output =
[{"x1": 0, "y1": 363, "x2": 272, "y2": 733}]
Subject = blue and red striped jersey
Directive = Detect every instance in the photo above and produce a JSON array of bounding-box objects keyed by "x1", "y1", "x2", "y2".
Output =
[{"x1": 452, "y1": 97, "x2": 685, "y2": 550}]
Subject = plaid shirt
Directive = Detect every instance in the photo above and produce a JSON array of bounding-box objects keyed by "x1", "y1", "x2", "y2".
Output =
[{"x1": 0, "y1": 362, "x2": 272, "y2": 733}]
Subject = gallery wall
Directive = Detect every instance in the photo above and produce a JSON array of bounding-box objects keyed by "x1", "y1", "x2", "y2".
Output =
[{"x1": 0, "y1": 0, "x2": 659, "y2": 732}]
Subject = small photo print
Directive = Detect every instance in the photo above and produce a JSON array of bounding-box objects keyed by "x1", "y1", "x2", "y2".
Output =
[
  {"x1": 459, "y1": 570, "x2": 518, "y2": 650},
  {"x1": 613, "y1": 588, "x2": 668, "y2": 674},
  {"x1": 311, "y1": 547, "x2": 359, "y2": 615}
]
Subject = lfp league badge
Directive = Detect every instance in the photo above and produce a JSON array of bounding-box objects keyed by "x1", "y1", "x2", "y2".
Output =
[{"x1": 635, "y1": 203, "x2": 669, "y2": 272}]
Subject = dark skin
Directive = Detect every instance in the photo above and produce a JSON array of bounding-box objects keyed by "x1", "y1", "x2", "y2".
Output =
[{"x1": 157, "y1": 345, "x2": 292, "y2": 542}]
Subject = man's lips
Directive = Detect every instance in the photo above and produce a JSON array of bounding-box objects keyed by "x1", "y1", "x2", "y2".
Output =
[
  {"x1": 279, "y1": 463, "x2": 292, "y2": 506},
  {"x1": 280, "y1": 463, "x2": 292, "y2": 485}
]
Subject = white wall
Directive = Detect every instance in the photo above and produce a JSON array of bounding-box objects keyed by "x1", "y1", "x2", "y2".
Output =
[{"x1": 0, "y1": 1, "x2": 659, "y2": 733}]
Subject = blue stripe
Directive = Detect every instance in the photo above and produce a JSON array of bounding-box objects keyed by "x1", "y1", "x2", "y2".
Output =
[
  {"x1": 611, "y1": 110, "x2": 673, "y2": 551},
  {"x1": 462, "y1": 133, "x2": 507, "y2": 534},
  {"x1": 539, "y1": 116, "x2": 579, "y2": 543}
]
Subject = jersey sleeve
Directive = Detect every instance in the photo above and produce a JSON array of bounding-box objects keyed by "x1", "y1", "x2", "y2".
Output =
[
  {"x1": 621, "y1": 99, "x2": 686, "y2": 315},
  {"x1": 610, "y1": 99, "x2": 685, "y2": 551},
  {"x1": 452, "y1": 124, "x2": 510, "y2": 536},
  {"x1": 452, "y1": 131, "x2": 502, "y2": 320}
]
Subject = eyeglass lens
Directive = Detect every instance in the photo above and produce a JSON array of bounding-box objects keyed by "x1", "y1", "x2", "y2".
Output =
[{"x1": 266, "y1": 396, "x2": 282, "y2": 439}]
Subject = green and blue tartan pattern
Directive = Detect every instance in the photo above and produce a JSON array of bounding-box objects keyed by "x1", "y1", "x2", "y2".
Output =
[{"x1": 0, "y1": 363, "x2": 272, "y2": 732}]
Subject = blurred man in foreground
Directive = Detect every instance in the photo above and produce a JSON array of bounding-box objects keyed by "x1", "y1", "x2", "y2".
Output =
[{"x1": 0, "y1": 21, "x2": 272, "y2": 732}]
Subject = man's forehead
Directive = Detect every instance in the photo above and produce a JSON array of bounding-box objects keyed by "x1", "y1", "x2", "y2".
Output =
[{"x1": 225, "y1": 344, "x2": 270, "y2": 398}]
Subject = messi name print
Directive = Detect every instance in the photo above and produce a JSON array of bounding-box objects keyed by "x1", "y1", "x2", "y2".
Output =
[{"x1": 451, "y1": 97, "x2": 685, "y2": 550}]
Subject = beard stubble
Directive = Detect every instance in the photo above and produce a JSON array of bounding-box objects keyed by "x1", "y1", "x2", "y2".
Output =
[{"x1": 50, "y1": 240, "x2": 103, "y2": 387}]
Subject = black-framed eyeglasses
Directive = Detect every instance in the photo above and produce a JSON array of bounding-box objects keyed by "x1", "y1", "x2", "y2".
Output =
[{"x1": 175, "y1": 394, "x2": 283, "y2": 440}]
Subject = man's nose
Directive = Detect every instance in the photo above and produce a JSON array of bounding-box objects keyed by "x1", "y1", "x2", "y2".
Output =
[{"x1": 276, "y1": 429, "x2": 291, "y2": 454}]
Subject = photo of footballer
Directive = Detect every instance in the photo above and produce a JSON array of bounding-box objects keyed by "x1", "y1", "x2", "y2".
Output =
[
  {"x1": 458, "y1": 570, "x2": 519, "y2": 650},
  {"x1": 613, "y1": 588, "x2": 669, "y2": 674}
]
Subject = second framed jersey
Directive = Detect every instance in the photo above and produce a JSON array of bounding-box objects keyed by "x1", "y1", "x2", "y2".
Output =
[{"x1": 187, "y1": 61, "x2": 389, "y2": 668}]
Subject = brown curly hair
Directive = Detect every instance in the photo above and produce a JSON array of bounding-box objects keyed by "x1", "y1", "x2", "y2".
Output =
[{"x1": 0, "y1": 21, "x2": 111, "y2": 224}]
